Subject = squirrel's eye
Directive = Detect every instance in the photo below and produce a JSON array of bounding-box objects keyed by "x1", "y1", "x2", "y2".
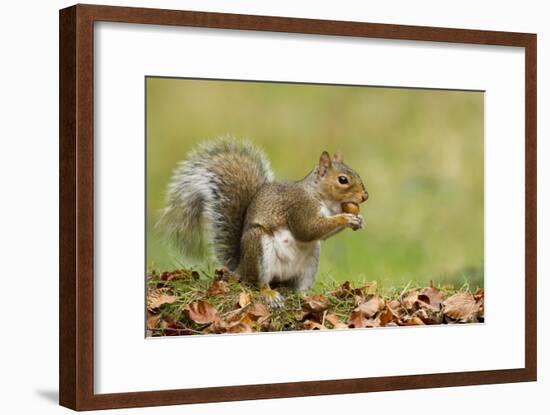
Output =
[{"x1": 338, "y1": 175, "x2": 349, "y2": 185}]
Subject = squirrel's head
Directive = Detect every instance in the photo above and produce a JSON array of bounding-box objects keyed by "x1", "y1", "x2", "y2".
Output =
[{"x1": 316, "y1": 151, "x2": 368, "y2": 205}]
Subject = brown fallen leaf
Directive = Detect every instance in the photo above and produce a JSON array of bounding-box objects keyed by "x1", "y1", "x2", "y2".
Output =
[
  {"x1": 207, "y1": 280, "x2": 230, "y2": 296},
  {"x1": 347, "y1": 309, "x2": 367, "y2": 328},
  {"x1": 325, "y1": 313, "x2": 348, "y2": 329},
  {"x1": 237, "y1": 292, "x2": 251, "y2": 308},
  {"x1": 356, "y1": 295, "x2": 385, "y2": 318},
  {"x1": 420, "y1": 287, "x2": 445, "y2": 309},
  {"x1": 404, "y1": 316, "x2": 426, "y2": 326},
  {"x1": 414, "y1": 308, "x2": 429, "y2": 322},
  {"x1": 159, "y1": 318, "x2": 197, "y2": 336},
  {"x1": 332, "y1": 281, "x2": 377, "y2": 305},
  {"x1": 474, "y1": 288, "x2": 484, "y2": 302},
  {"x1": 443, "y1": 292, "x2": 480, "y2": 323},
  {"x1": 353, "y1": 295, "x2": 365, "y2": 306},
  {"x1": 378, "y1": 306, "x2": 398, "y2": 326},
  {"x1": 348, "y1": 295, "x2": 385, "y2": 328},
  {"x1": 416, "y1": 294, "x2": 431, "y2": 307},
  {"x1": 401, "y1": 289, "x2": 441, "y2": 313},
  {"x1": 219, "y1": 307, "x2": 243, "y2": 322},
  {"x1": 347, "y1": 311, "x2": 380, "y2": 328},
  {"x1": 474, "y1": 288, "x2": 485, "y2": 319},
  {"x1": 302, "y1": 295, "x2": 329, "y2": 313},
  {"x1": 147, "y1": 288, "x2": 176, "y2": 311},
  {"x1": 294, "y1": 309, "x2": 307, "y2": 321},
  {"x1": 207, "y1": 311, "x2": 256, "y2": 334},
  {"x1": 225, "y1": 322, "x2": 253, "y2": 334},
  {"x1": 389, "y1": 302, "x2": 408, "y2": 323},
  {"x1": 364, "y1": 318, "x2": 381, "y2": 328},
  {"x1": 414, "y1": 296, "x2": 440, "y2": 314},
  {"x1": 206, "y1": 317, "x2": 234, "y2": 333},
  {"x1": 414, "y1": 307, "x2": 443, "y2": 325},
  {"x1": 247, "y1": 303, "x2": 269, "y2": 322},
  {"x1": 184, "y1": 300, "x2": 218, "y2": 324},
  {"x1": 401, "y1": 290, "x2": 419, "y2": 310},
  {"x1": 147, "y1": 313, "x2": 162, "y2": 330},
  {"x1": 388, "y1": 299, "x2": 401, "y2": 309},
  {"x1": 303, "y1": 319, "x2": 327, "y2": 330},
  {"x1": 226, "y1": 313, "x2": 255, "y2": 333}
]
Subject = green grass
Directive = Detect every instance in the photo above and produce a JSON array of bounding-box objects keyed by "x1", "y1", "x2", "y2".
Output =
[{"x1": 146, "y1": 78, "x2": 484, "y2": 289}]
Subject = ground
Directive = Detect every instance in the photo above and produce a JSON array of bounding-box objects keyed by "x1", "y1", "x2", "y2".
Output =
[{"x1": 146, "y1": 268, "x2": 484, "y2": 336}]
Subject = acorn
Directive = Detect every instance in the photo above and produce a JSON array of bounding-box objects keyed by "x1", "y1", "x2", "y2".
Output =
[{"x1": 341, "y1": 202, "x2": 360, "y2": 215}]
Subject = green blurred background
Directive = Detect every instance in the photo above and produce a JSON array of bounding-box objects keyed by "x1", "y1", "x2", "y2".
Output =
[{"x1": 146, "y1": 77, "x2": 484, "y2": 290}]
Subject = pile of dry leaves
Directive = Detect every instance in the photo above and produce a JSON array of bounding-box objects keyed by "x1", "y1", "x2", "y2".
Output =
[{"x1": 146, "y1": 268, "x2": 484, "y2": 336}]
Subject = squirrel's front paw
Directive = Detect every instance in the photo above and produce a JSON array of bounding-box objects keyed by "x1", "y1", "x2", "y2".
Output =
[
  {"x1": 343, "y1": 213, "x2": 364, "y2": 231},
  {"x1": 260, "y1": 287, "x2": 285, "y2": 308}
]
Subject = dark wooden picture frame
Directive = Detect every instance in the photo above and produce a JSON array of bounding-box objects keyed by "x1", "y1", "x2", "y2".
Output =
[{"x1": 59, "y1": 4, "x2": 537, "y2": 411}]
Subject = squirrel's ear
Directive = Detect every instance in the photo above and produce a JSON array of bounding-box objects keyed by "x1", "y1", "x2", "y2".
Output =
[
  {"x1": 319, "y1": 151, "x2": 332, "y2": 176},
  {"x1": 332, "y1": 151, "x2": 343, "y2": 163}
]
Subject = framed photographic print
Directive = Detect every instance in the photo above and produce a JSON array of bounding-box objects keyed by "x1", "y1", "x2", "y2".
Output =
[{"x1": 59, "y1": 4, "x2": 537, "y2": 411}]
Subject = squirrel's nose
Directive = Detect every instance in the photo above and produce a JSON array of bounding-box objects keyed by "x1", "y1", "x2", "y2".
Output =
[{"x1": 362, "y1": 191, "x2": 369, "y2": 202}]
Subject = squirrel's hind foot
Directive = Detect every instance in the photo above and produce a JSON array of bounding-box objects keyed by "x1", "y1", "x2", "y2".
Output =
[{"x1": 260, "y1": 287, "x2": 285, "y2": 308}]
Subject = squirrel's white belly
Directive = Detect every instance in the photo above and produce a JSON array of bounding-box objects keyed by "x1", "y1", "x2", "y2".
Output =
[{"x1": 261, "y1": 229, "x2": 320, "y2": 283}]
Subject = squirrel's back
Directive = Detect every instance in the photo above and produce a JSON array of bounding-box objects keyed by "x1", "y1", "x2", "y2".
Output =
[{"x1": 159, "y1": 138, "x2": 273, "y2": 270}]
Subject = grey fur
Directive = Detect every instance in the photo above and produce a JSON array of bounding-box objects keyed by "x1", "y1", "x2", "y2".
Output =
[{"x1": 158, "y1": 137, "x2": 274, "y2": 270}]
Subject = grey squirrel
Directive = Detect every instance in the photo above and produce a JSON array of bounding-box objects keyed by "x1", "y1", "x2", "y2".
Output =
[{"x1": 159, "y1": 138, "x2": 368, "y2": 305}]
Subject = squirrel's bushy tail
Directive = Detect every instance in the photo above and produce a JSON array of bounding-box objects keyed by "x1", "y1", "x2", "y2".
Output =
[{"x1": 159, "y1": 138, "x2": 273, "y2": 270}]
